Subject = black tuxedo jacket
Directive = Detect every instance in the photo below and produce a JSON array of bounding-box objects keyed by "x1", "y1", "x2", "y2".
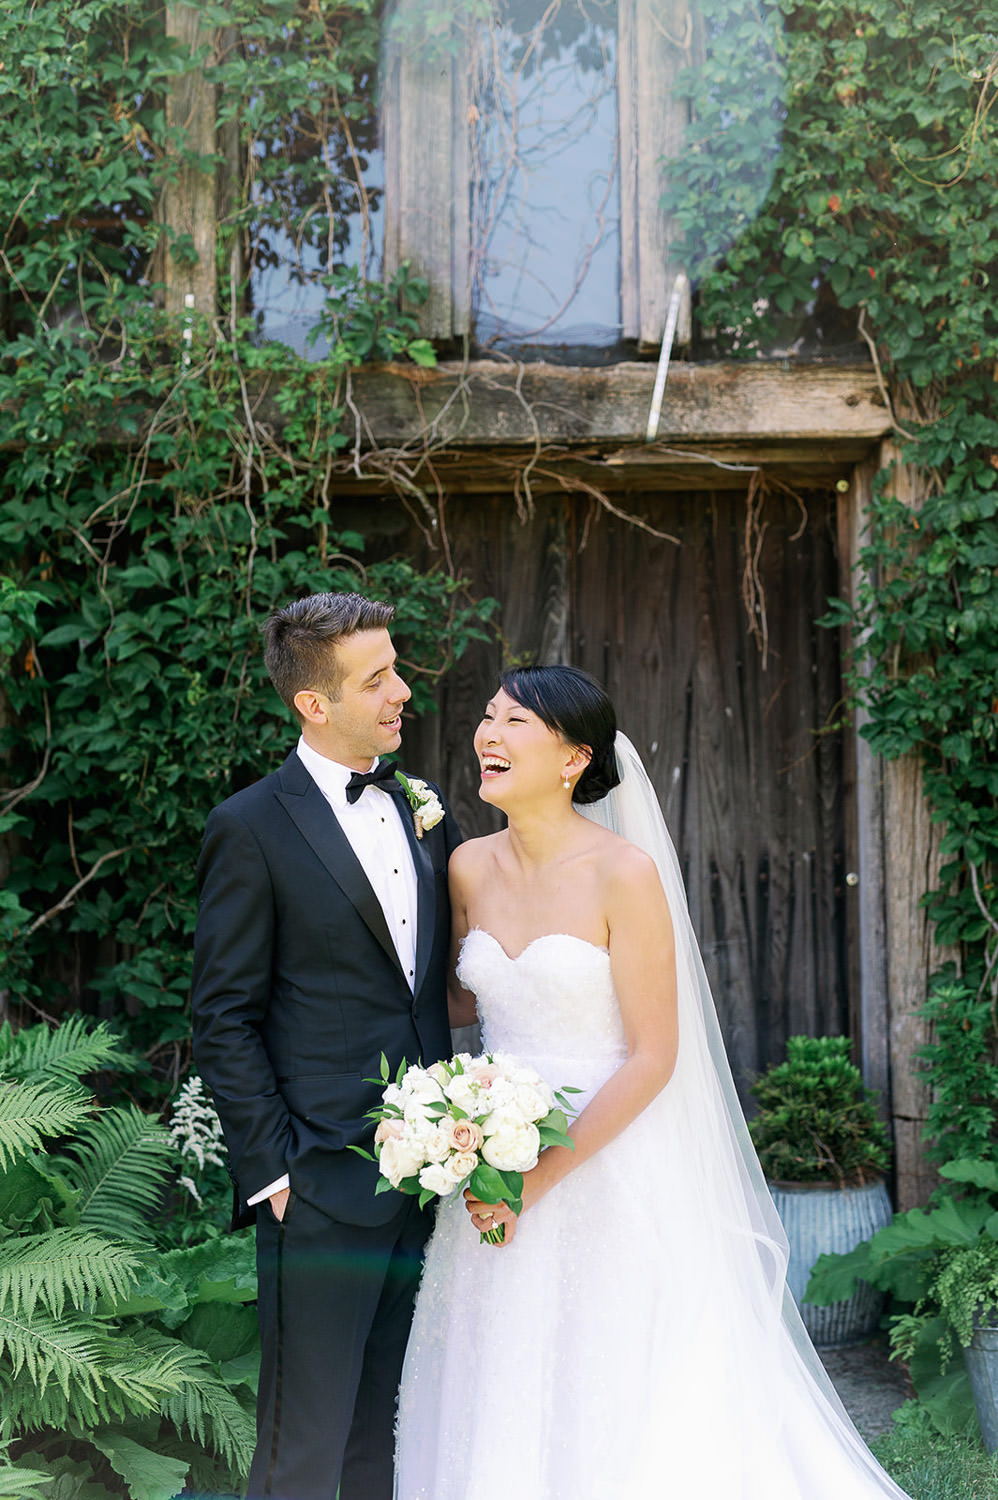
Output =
[{"x1": 191, "y1": 750, "x2": 459, "y2": 1227}]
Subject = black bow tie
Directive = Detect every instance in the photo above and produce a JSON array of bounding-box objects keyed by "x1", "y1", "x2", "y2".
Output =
[{"x1": 345, "y1": 762, "x2": 405, "y2": 804}]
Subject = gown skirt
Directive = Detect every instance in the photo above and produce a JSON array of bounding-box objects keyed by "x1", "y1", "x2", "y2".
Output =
[{"x1": 394, "y1": 929, "x2": 910, "y2": 1500}]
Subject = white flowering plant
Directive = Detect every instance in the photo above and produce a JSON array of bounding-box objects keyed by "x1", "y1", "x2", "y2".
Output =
[
  {"x1": 166, "y1": 1074, "x2": 232, "y2": 1242},
  {"x1": 352, "y1": 1052, "x2": 579, "y2": 1242}
]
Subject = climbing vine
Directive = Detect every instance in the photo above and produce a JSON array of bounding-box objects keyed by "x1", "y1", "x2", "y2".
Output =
[
  {"x1": 0, "y1": 0, "x2": 494, "y2": 1075},
  {"x1": 664, "y1": 0, "x2": 998, "y2": 1157}
]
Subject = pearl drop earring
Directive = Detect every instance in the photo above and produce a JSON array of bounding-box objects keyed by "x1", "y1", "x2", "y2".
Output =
[{"x1": 562, "y1": 777, "x2": 571, "y2": 791}]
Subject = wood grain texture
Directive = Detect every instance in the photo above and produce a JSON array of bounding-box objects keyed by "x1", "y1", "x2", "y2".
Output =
[
  {"x1": 618, "y1": 0, "x2": 697, "y2": 345},
  {"x1": 381, "y1": 7, "x2": 470, "y2": 339},
  {"x1": 162, "y1": 4, "x2": 217, "y2": 318},
  {"x1": 398, "y1": 481, "x2": 849, "y2": 1104},
  {"x1": 341, "y1": 360, "x2": 893, "y2": 448},
  {"x1": 876, "y1": 441, "x2": 950, "y2": 1210}
]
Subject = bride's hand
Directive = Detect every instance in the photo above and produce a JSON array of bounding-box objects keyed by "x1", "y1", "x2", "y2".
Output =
[{"x1": 463, "y1": 1187, "x2": 519, "y2": 1245}]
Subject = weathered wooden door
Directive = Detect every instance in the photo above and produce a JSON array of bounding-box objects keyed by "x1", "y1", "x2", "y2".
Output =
[{"x1": 405, "y1": 482, "x2": 848, "y2": 1099}]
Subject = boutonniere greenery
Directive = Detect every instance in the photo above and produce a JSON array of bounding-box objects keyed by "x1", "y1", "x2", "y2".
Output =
[{"x1": 394, "y1": 772, "x2": 444, "y2": 840}]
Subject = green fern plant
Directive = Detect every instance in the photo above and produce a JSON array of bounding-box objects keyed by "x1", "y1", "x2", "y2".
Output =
[{"x1": 0, "y1": 1017, "x2": 257, "y2": 1498}]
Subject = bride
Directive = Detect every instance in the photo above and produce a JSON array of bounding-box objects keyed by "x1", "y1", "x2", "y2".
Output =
[{"x1": 394, "y1": 664, "x2": 912, "y2": 1500}]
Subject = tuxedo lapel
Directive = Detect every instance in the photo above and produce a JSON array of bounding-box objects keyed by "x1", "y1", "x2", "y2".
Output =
[
  {"x1": 397, "y1": 794, "x2": 437, "y2": 999},
  {"x1": 273, "y1": 753, "x2": 407, "y2": 982}
]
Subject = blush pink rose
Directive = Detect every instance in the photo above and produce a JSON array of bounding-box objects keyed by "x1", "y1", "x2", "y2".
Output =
[
  {"x1": 469, "y1": 1063, "x2": 501, "y2": 1088},
  {"x1": 443, "y1": 1117, "x2": 484, "y2": 1153},
  {"x1": 375, "y1": 1118, "x2": 405, "y2": 1145}
]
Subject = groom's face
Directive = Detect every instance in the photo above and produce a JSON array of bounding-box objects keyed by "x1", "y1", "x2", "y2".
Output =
[{"x1": 304, "y1": 627, "x2": 411, "y2": 770}]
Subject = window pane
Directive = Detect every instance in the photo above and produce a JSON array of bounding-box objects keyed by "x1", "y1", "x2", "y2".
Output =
[
  {"x1": 249, "y1": 72, "x2": 384, "y2": 357},
  {"x1": 470, "y1": 0, "x2": 621, "y2": 355}
]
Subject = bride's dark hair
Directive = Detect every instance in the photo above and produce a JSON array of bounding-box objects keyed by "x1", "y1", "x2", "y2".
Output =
[{"x1": 499, "y1": 664, "x2": 621, "y2": 805}]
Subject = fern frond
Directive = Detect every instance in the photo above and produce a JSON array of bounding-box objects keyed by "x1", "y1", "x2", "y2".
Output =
[
  {"x1": 2, "y1": 1017, "x2": 128, "y2": 1088},
  {"x1": 0, "y1": 1311, "x2": 210, "y2": 1432},
  {"x1": 0, "y1": 1306, "x2": 108, "y2": 1422},
  {"x1": 0, "y1": 1463, "x2": 52, "y2": 1499},
  {"x1": 0, "y1": 1084, "x2": 93, "y2": 1173},
  {"x1": 158, "y1": 1345, "x2": 256, "y2": 1474},
  {"x1": 2, "y1": 1453, "x2": 119, "y2": 1500},
  {"x1": 53, "y1": 1107, "x2": 174, "y2": 1241},
  {"x1": 0, "y1": 1230, "x2": 143, "y2": 1320}
]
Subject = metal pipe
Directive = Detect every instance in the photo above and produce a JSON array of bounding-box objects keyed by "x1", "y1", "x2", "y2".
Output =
[{"x1": 645, "y1": 272, "x2": 689, "y2": 442}]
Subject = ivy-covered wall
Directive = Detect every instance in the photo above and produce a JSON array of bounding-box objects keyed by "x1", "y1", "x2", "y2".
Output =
[
  {"x1": 663, "y1": 0, "x2": 998, "y2": 1165},
  {"x1": 0, "y1": 0, "x2": 492, "y2": 1081}
]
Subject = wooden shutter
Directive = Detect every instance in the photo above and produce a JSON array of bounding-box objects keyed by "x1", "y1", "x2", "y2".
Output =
[
  {"x1": 617, "y1": 0, "x2": 697, "y2": 348},
  {"x1": 381, "y1": 5, "x2": 470, "y2": 340}
]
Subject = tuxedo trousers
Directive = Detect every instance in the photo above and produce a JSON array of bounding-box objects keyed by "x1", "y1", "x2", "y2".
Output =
[{"x1": 248, "y1": 1192, "x2": 431, "y2": 1500}]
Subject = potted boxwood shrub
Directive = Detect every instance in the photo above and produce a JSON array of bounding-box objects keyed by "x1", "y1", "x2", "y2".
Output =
[
  {"x1": 750, "y1": 1034, "x2": 893, "y2": 1347},
  {"x1": 930, "y1": 1235, "x2": 998, "y2": 1451}
]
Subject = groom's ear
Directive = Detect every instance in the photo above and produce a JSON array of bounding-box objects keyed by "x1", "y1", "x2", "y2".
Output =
[{"x1": 294, "y1": 688, "x2": 330, "y2": 724}]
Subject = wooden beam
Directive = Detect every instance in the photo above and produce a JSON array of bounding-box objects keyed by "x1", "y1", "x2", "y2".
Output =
[
  {"x1": 342, "y1": 359, "x2": 892, "y2": 450},
  {"x1": 839, "y1": 460, "x2": 891, "y2": 1113},
  {"x1": 0, "y1": 361, "x2": 892, "y2": 474},
  {"x1": 876, "y1": 440, "x2": 950, "y2": 1210}
]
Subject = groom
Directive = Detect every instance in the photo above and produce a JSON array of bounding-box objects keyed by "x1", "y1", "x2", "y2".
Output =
[{"x1": 191, "y1": 592, "x2": 459, "y2": 1500}]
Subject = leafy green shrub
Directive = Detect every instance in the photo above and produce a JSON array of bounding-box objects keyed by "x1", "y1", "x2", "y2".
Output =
[
  {"x1": 809, "y1": 1156, "x2": 998, "y2": 1437},
  {"x1": 749, "y1": 1035, "x2": 891, "y2": 1186},
  {"x1": 0, "y1": 1017, "x2": 258, "y2": 1498}
]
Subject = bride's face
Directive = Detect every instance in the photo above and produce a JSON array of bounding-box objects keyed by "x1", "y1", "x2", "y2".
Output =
[{"x1": 474, "y1": 688, "x2": 579, "y2": 808}]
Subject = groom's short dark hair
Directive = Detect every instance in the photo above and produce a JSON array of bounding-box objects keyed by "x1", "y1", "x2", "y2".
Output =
[{"x1": 264, "y1": 592, "x2": 395, "y2": 716}]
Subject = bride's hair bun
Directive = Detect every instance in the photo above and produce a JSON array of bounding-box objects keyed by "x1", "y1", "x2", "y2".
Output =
[{"x1": 498, "y1": 665, "x2": 621, "y2": 805}]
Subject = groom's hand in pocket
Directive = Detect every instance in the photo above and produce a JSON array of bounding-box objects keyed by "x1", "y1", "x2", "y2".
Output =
[{"x1": 268, "y1": 1187, "x2": 291, "y2": 1222}]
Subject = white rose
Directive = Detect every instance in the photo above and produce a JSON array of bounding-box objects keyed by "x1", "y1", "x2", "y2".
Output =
[
  {"x1": 420, "y1": 1122, "x2": 453, "y2": 1163},
  {"x1": 444, "y1": 1074, "x2": 481, "y2": 1115},
  {"x1": 481, "y1": 1077, "x2": 515, "y2": 1111},
  {"x1": 402, "y1": 1094, "x2": 439, "y2": 1128},
  {"x1": 447, "y1": 1149, "x2": 480, "y2": 1184},
  {"x1": 401, "y1": 1070, "x2": 445, "y2": 1105},
  {"x1": 378, "y1": 1135, "x2": 428, "y2": 1188},
  {"x1": 417, "y1": 799, "x2": 444, "y2": 831},
  {"x1": 511, "y1": 1081, "x2": 554, "y2": 1121},
  {"x1": 481, "y1": 1116, "x2": 541, "y2": 1173},
  {"x1": 417, "y1": 1161, "x2": 456, "y2": 1196},
  {"x1": 381, "y1": 1083, "x2": 404, "y2": 1110}
]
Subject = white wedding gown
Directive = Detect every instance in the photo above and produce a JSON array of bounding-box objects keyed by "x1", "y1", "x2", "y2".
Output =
[{"x1": 394, "y1": 926, "x2": 911, "y2": 1500}]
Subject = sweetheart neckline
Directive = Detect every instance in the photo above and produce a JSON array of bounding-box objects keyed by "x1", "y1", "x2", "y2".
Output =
[{"x1": 465, "y1": 927, "x2": 611, "y2": 964}]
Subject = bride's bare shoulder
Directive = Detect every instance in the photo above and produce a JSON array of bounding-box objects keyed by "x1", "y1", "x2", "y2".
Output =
[
  {"x1": 449, "y1": 831, "x2": 504, "y2": 883},
  {"x1": 588, "y1": 826, "x2": 662, "y2": 896}
]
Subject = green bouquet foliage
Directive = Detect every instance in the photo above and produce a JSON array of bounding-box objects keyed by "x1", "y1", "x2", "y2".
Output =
[{"x1": 749, "y1": 1035, "x2": 891, "y2": 1186}]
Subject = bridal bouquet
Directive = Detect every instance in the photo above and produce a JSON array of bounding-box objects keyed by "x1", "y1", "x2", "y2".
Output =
[{"x1": 354, "y1": 1052, "x2": 579, "y2": 1242}]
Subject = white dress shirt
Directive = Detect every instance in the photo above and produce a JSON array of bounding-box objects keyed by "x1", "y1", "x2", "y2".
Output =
[{"x1": 248, "y1": 737, "x2": 420, "y2": 1207}]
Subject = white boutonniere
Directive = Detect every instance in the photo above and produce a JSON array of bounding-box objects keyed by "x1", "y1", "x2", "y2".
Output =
[{"x1": 394, "y1": 772, "x2": 445, "y2": 840}]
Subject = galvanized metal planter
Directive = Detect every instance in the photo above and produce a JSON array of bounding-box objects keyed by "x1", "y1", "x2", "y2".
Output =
[
  {"x1": 965, "y1": 1323, "x2": 998, "y2": 1452},
  {"x1": 769, "y1": 1179, "x2": 894, "y2": 1349}
]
